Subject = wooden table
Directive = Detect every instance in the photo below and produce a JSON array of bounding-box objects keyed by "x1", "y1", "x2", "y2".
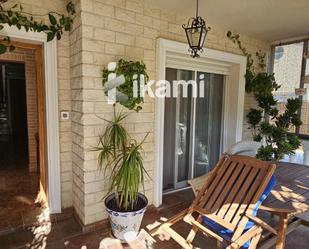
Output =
[{"x1": 260, "y1": 162, "x2": 309, "y2": 249}]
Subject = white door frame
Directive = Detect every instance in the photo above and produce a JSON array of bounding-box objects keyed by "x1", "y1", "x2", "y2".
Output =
[
  {"x1": 0, "y1": 25, "x2": 61, "y2": 213},
  {"x1": 154, "y1": 38, "x2": 247, "y2": 207}
]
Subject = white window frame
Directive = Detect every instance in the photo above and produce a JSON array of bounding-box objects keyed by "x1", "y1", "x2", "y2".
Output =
[{"x1": 153, "y1": 38, "x2": 247, "y2": 207}]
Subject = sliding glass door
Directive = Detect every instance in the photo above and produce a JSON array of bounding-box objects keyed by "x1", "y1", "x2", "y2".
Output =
[
  {"x1": 163, "y1": 68, "x2": 224, "y2": 191},
  {"x1": 193, "y1": 72, "x2": 224, "y2": 177}
]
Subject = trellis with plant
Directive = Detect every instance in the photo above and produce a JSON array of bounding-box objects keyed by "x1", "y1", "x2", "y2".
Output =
[{"x1": 227, "y1": 31, "x2": 302, "y2": 161}]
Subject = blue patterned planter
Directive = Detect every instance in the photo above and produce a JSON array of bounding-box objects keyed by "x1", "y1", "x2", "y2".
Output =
[{"x1": 105, "y1": 193, "x2": 148, "y2": 242}]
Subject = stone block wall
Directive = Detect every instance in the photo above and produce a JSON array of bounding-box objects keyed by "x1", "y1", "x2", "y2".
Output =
[
  {"x1": 71, "y1": 0, "x2": 270, "y2": 225},
  {"x1": 2, "y1": 0, "x2": 271, "y2": 224}
]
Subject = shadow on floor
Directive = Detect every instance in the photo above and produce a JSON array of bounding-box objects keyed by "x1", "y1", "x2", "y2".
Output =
[{"x1": 0, "y1": 189, "x2": 308, "y2": 249}]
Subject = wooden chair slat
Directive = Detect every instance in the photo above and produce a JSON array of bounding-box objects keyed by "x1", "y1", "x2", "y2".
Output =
[
  {"x1": 189, "y1": 156, "x2": 228, "y2": 211},
  {"x1": 210, "y1": 162, "x2": 246, "y2": 214},
  {"x1": 197, "y1": 157, "x2": 232, "y2": 208},
  {"x1": 216, "y1": 165, "x2": 252, "y2": 218},
  {"x1": 227, "y1": 155, "x2": 270, "y2": 170},
  {"x1": 231, "y1": 169, "x2": 266, "y2": 227},
  {"x1": 193, "y1": 206, "x2": 237, "y2": 231},
  {"x1": 203, "y1": 161, "x2": 239, "y2": 211},
  {"x1": 232, "y1": 164, "x2": 276, "y2": 240},
  {"x1": 223, "y1": 167, "x2": 259, "y2": 222}
]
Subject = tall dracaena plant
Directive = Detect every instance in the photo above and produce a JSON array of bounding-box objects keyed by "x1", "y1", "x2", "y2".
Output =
[
  {"x1": 0, "y1": 0, "x2": 75, "y2": 53},
  {"x1": 227, "y1": 31, "x2": 302, "y2": 161},
  {"x1": 95, "y1": 104, "x2": 149, "y2": 211}
]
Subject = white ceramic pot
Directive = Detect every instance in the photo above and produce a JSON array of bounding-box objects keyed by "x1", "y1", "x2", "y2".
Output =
[{"x1": 105, "y1": 193, "x2": 148, "y2": 242}]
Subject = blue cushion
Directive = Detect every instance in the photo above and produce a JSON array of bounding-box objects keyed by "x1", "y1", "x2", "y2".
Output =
[{"x1": 202, "y1": 175, "x2": 276, "y2": 249}]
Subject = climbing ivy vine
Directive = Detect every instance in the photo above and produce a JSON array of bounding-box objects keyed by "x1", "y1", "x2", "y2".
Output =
[
  {"x1": 0, "y1": 0, "x2": 75, "y2": 53},
  {"x1": 227, "y1": 31, "x2": 302, "y2": 161}
]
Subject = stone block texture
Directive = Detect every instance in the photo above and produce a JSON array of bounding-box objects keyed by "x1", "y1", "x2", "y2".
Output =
[
  {"x1": 71, "y1": 0, "x2": 270, "y2": 225},
  {"x1": 5, "y1": 0, "x2": 270, "y2": 225}
]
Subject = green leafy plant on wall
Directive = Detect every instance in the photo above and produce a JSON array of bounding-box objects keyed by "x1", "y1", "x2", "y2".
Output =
[
  {"x1": 98, "y1": 59, "x2": 150, "y2": 211},
  {"x1": 102, "y1": 59, "x2": 149, "y2": 111},
  {"x1": 0, "y1": 0, "x2": 75, "y2": 53},
  {"x1": 227, "y1": 31, "x2": 302, "y2": 161}
]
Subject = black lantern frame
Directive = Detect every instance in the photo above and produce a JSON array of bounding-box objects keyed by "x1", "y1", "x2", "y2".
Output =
[{"x1": 182, "y1": 0, "x2": 211, "y2": 57}]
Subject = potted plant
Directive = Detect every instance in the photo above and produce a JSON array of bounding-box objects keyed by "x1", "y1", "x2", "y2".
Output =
[{"x1": 96, "y1": 59, "x2": 149, "y2": 241}]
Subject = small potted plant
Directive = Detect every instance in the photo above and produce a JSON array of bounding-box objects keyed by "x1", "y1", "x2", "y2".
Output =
[{"x1": 96, "y1": 60, "x2": 149, "y2": 241}]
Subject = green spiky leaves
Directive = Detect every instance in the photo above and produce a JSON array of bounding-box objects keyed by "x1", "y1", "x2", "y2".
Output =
[{"x1": 94, "y1": 106, "x2": 150, "y2": 211}]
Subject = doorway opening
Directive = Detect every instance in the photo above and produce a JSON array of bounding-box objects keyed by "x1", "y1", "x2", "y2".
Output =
[
  {"x1": 0, "y1": 46, "x2": 46, "y2": 233},
  {"x1": 0, "y1": 62, "x2": 28, "y2": 169},
  {"x1": 162, "y1": 68, "x2": 224, "y2": 192}
]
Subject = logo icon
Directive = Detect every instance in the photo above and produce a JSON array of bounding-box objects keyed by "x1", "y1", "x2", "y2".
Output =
[{"x1": 104, "y1": 62, "x2": 128, "y2": 104}]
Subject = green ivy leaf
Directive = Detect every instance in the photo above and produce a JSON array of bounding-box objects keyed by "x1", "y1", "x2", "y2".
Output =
[
  {"x1": 0, "y1": 2, "x2": 75, "y2": 55},
  {"x1": 12, "y1": 17, "x2": 18, "y2": 25},
  {"x1": 47, "y1": 32, "x2": 55, "y2": 42},
  {"x1": 0, "y1": 44, "x2": 7, "y2": 54},
  {"x1": 48, "y1": 13, "x2": 57, "y2": 25}
]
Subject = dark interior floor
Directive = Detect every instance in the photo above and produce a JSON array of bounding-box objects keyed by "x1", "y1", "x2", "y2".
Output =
[
  {"x1": 0, "y1": 135, "x2": 41, "y2": 234},
  {"x1": 0, "y1": 134, "x2": 28, "y2": 169},
  {"x1": 0, "y1": 189, "x2": 308, "y2": 249}
]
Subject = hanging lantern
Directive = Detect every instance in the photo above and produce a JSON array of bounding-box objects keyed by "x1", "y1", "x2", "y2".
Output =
[{"x1": 182, "y1": 0, "x2": 211, "y2": 57}]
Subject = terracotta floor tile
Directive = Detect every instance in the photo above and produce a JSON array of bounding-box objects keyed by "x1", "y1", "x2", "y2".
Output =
[
  {"x1": 66, "y1": 232, "x2": 102, "y2": 249},
  {"x1": 1, "y1": 138, "x2": 309, "y2": 249}
]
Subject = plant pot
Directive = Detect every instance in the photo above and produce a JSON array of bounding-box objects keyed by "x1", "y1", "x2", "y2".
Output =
[{"x1": 104, "y1": 193, "x2": 148, "y2": 242}]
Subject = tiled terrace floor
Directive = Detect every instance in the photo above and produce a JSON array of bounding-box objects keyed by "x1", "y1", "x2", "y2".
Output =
[
  {"x1": 0, "y1": 135, "x2": 43, "y2": 235},
  {"x1": 1, "y1": 189, "x2": 309, "y2": 249}
]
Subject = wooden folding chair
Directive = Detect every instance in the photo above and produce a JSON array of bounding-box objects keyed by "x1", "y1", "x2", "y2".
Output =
[{"x1": 150, "y1": 154, "x2": 277, "y2": 249}]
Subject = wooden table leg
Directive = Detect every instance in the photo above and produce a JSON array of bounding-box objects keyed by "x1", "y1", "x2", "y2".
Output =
[{"x1": 276, "y1": 213, "x2": 288, "y2": 249}]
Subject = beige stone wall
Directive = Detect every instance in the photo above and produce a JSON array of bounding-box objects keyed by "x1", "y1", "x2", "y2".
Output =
[
  {"x1": 69, "y1": 0, "x2": 85, "y2": 223},
  {"x1": 71, "y1": 0, "x2": 270, "y2": 225},
  {"x1": 0, "y1": 48, "x2": 38, "y2": 172},
  {"x1": 2, "y1": 0, "x2": 270, "y2": 223}
]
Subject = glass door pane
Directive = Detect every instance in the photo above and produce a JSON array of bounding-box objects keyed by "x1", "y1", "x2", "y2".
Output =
[
  {"x1": 193, "y1": 72, "x2": 224, "y2": 177},
  {"x1": 163, "y1": 68, "x2": 224, "y2": 191},
  {"x1": 175, "y1": 70, "x2": 193, "y2": 187},
  {"x1": 163, "y1": 68, "x2": 194, "y2": 190}
]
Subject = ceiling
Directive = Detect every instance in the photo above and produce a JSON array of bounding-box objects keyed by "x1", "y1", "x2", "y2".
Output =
[{"x1": 147, "y1": 0, "x2": 309, "y2": 42}]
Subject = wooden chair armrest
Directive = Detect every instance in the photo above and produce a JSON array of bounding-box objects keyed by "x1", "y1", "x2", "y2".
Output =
[
  {"x1": 260, "y1": 205, "x2": 294, "y2": 216},
  {"x1": 242, "y1": 213, "x2": 277, "y2": 235},
  {"x1": 227, "y1": 225, "x2": 263, "y2": 249}
]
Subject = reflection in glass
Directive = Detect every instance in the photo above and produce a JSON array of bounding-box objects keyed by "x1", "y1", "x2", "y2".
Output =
[{"x1": 194, "y1": 73, "x2": 224, "y2": 177}]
